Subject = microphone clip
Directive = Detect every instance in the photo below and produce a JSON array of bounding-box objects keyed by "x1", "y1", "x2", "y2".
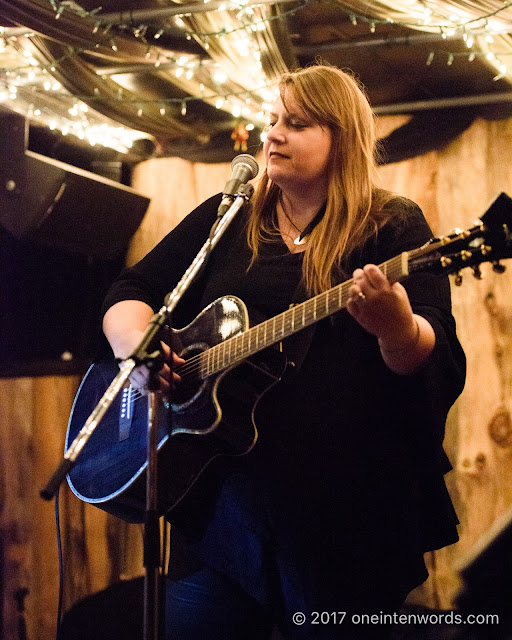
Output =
[{"x1": 217, "y1": 183, "x2": 254, "y2": 218}]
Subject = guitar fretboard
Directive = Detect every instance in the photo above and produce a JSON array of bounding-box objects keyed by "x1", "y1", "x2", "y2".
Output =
[{"x1": 200, "y1": 251, "x2": 410, "y2": 378}]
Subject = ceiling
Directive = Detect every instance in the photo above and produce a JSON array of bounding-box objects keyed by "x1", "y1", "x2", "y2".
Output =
[{"x1": 1, "y1": 0, "x2": 512, "y2": 166}]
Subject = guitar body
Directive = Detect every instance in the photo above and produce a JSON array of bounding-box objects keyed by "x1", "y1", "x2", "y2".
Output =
[{"x1": 66, "y1": 296, "x2": 288, "y2": 522}]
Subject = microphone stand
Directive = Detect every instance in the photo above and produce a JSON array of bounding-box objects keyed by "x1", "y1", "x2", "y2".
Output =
[{"x1": 41, "y1": 184, "x2": 255, "y2": 640}]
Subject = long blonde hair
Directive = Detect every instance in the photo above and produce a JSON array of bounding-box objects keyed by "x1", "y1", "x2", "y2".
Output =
[{"x1": 247, "y1": 65, "x2": 394, "y2": 295}]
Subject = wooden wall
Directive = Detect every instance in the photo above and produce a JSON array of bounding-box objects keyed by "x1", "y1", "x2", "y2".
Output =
[{"x1": 1, "y1": 116, "x2": 512, "y2": 638}]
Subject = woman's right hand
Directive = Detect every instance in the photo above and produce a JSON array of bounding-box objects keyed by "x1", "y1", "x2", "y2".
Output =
[
  {"x1": 103, "y1": 300, "x2": 184, "y2": 394},
  {"x1": 127, "y1": 339, "x2": 185, "y2": 395}
]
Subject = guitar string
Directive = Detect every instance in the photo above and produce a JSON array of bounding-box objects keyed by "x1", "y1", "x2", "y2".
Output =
[
  {"x1": 126, "y1": 276, "x2": 368, "y2": 398},
  {"x1": 172, "y1": 286, "x2": 343, "y2": 380},
  {"x1": 126, "y1": 281, "x2": 354, "y2": 402},
  {"x1": 179, "y1": 250, "x2": 400, "y2": 381},
  {"x1": 124, "y1": 255, "x2": 406, "y2": 400}
]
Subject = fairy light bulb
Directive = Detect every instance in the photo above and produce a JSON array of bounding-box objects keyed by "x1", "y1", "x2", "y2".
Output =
[{"x1": 214, "y1": 70, "x2": 227, "y2": 83}]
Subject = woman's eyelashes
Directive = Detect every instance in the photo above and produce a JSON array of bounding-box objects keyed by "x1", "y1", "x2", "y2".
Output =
[{"x1": 266, "y1": 119, "x2": 308, "y2": 131}]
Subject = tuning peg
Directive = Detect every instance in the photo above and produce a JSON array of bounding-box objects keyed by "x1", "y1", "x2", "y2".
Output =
[
  {"x1": 492, "y1": 261, "x2": 506, "y2": 274},
  {"x1": 453, "y1": 272, "x2": 463, "y2": 286},
  {"x1": 472, "y1": 265, "x2": 483, "y2": 279}
]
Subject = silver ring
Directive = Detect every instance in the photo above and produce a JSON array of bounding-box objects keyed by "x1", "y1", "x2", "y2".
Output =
[{"x1": 358, "y1": 291, "x2": 366, "y2": 301}]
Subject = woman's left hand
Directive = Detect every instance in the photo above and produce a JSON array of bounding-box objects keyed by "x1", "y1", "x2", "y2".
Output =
[
  {"x1": 347, "y1": 264, "x2": 417, "y2": 342},
  {"x1": 347, "y1": 264, "x2": 435, "y2": 374}
]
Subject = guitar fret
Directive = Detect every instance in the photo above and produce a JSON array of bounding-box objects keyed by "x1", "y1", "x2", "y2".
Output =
[
  {"x1": 256, "y1": 324, "x2": 261, "y2": 352},
  {"x1": 204, "y1": 252, "x2": 411, "y2": 377},
  {"x1": 243, "y1": 330, "x2": 249, "y2": 358},
  {"x1": 321, "y1": 293, "x2": 327, "y2": 317}
]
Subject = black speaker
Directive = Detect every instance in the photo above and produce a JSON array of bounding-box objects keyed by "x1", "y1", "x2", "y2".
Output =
[
  {"x1": 0, "y1": 110, "x2": 151, "y2": 376},
  {"x1": 0, "y1": 110, "x2": 150, "y2": 260}
]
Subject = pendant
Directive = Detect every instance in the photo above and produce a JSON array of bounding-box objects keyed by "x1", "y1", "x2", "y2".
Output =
[{"x1": 294, "y1": 234, "x2": 308, "y2": 245}]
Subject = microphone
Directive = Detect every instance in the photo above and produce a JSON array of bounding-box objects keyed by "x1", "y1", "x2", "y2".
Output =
[{"x1": 217, "y1": 154, "x2": 259, "y2": 216}]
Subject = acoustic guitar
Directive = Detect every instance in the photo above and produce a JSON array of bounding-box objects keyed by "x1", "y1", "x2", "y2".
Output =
[{"x1": 65, "y1": 193, "x2": 512, "y2": 522}]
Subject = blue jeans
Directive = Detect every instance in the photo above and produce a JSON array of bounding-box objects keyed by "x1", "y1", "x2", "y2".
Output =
[
  {"x1": 165, "y1": 565, "x2": 275, "y2": 640},
  {"x1": 165, "y1": 564, "x2": 408, "y2": 640}
]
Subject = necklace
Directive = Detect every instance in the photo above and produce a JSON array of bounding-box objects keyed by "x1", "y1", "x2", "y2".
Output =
[
  {"x1": 278, "y1": 200, "x2": 326, "y2": 246},
  {"x1": 279, "y1": 201, "x2": 309, "y2": 246},
  {"x1": 281, "y1": 205, "x2": 305, "y2": 244}
]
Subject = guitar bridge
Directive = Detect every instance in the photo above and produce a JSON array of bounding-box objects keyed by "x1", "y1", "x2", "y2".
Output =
[{"x1": 119, "y1": 384, "x2": 134, "y2": 441}]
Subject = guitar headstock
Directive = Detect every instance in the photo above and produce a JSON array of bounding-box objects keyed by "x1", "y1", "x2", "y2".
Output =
[{"x1": 408, "y1": 192, "x2": 512, "y2": 284}]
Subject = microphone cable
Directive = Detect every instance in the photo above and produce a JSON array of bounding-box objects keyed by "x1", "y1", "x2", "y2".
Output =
[{"x1": 54, "y1": 488, "x2": 64, "y2": 640}]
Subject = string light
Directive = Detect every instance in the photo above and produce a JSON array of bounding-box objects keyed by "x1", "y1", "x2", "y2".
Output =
[
  {"x1": 1, "y1": 0, "x2": 511, "y2": 154},
  {"x1": 36, "y1": 0, "x2": 512, "y2": 44}
]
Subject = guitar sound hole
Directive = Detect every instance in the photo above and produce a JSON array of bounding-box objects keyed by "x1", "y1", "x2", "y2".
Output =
[{"x1": 171, "y1": 343, "x2": 208, "y2": 407}]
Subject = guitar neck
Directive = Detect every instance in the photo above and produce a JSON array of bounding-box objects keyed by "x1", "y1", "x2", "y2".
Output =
[{"x1": 201, "y1": 251, "x2": 411, "y2": 377}]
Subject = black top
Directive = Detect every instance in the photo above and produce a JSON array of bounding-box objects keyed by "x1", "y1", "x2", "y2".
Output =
[{"x1": 102, "y1": 192, "x2": 466, "y2": 613}]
